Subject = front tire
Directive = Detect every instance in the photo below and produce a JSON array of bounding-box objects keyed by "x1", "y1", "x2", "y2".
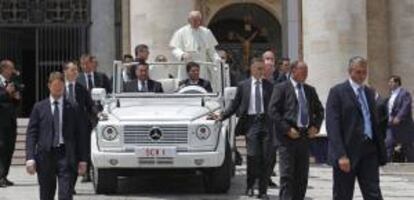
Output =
[
  {"x1": 203, "y1": 141, "x2": 233, "y2": 193},
  {"x1": 92, "y1": 168, "x2": 118, "y2": 194}
]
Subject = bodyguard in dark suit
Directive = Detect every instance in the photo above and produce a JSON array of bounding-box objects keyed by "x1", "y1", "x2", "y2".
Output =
[
  {"x1": 123, "y1": 62, "x2": 164, "y2": 93},
  {"x1": 178, "y1": 62, "x2": 213, "y2": 92},
  {"x1": 26, "y1": 72, "x2": 88, "y2": 200},
  {"x1": 273, "y1": 57, "x2": 290, "y2": 84},
  {"x1": 268, "y1": 61, "x2": 324, "y2": 200},
  {"x1": 76, "y1": 54, "x2": 112, "y2": 93},
  {"x1": 0, "y1": 60, "x2": 21, "y2": 187},
  {"x1": 63, "y1": 62, "x2": 97, "y2": 191},
  {"x1": 326, "y1": 57, "x2": 387, "y2": 200},
  {"x1": 216, "y1": 57, "x2": 273, "y2": 199},
  {"x1": 385, "y1": 75, "x2": 414, "y2": 162}
]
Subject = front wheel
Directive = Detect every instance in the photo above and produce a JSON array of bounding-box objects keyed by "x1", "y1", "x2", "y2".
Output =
[
  {"x1": 92, "y1": 168, "x2": 118, "y2": 194},
  {"x1": 203, "y1": 141, "x2": 233, "y2": 193}
]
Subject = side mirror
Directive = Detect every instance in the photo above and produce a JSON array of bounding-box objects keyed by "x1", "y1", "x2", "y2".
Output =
[
  {"x1": 91, "y1": 88, "x2": 107, "y2": 101},
  {"x1": 224, "y1": 87, "x2": 237, "y2": 101}
]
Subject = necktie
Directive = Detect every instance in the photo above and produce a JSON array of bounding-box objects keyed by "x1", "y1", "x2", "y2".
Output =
[
  {"x1": 141, "y1": 80, "x2": 147, "y2": 92},
  {"x1": 68, "y1": 83, "x2": 75, "y2": 103},
  {"x1": 357, "y1": 87, "x2": 373, "y2": 139},
  {"x1": 52, "y1": 101, "x2": 60, "y2": 147},
  {"x1": 255, "y1": 80, "x2": 262, "y2": 114},
  {"x1": 297, "y1": 84, "x2": 309, "y2": 127},
  {"x1": 87, "y1": 74, "x2": 93, "y2": 90}
]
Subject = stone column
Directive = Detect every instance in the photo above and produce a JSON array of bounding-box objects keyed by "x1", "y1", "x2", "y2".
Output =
[
  {"x1": 282, "y1": 0, "x2": 301, "y2": 60},
  {"x1": 389, "y1": 0, "x2": 414, "y2": 94},
  {"x1": 129, "y1": 0, "x2": 196, "y2": 62},
  {"x1": 90, "y1": 0, "x2": 116, "y2": 75},
  {"x1": 302, "y1": 0, "x2": 368, "y2": 103}
]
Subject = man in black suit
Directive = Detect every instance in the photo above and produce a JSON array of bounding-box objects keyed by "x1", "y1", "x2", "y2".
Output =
[
  {"x1": 326, "y1": 56, "x2": 387, "y2": 200},
  {"x1": 123, "y1": 62, "x2": 164, "y2": 93},
  {"x1": 215, "y1": 57, "x2": 273, "y2": 199},
  {"x1": 386, "y1": 75, "x2": 414, "y2": 162},
  {"x1": 0, "y1": 60, "x2": 21, "y2": 187},
  {"x1": 76, "y1": 54, "x2": 112, "y2": 93},
  {"x1": 26, "y1": 72, "x2": 88, "y2": 200},
  {"x1": 262, "y1": 50, "x2": 278, "y2": 188},
  {"x1": 274, "y1": 57, "x2": 290, "y2": 84},
  {"x1": 179, "y1": 62, "x2": 213, "y2": 92},
  {"x1": 268, "y1": 61, "x2": 324, "y2": 200},
  {"x1": 63, "y1": 61, "x2": 97, "y2": 192}
]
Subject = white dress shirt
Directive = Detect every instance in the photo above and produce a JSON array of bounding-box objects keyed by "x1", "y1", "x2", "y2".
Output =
[
  {"x1": 290, "y1": 77, "x2": 309, "y2": 127},
  {"x1": 0, "y1": 74, "x2": 7, "y2": 87},
  {"x1": 137, "y1": 79, "x2": 148, "y2": 92},
  {"x1": 388, "y1": 87, "x2": 401, "y2": 116},
  {"x1": 65, "y1": 81, "x2": 76, "y2": 100},
  {"x1": 248, "y1": 77, "x2": 264, "y2": 115},
  {"x1": 50, "y1": 96, "x2": 64, "y2": 145}
]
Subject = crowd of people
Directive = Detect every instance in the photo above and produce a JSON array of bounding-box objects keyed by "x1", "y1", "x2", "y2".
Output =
[{"x1": 0, "y1": 9, "x2": 413, "y2": 200}]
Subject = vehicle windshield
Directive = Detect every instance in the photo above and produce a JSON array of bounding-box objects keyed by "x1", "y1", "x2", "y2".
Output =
[{"x1": 112, "y1": 61, "x2": 223, "y2": 97}]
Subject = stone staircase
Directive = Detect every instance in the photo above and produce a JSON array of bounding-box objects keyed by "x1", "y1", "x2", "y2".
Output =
[{"x1": 12, "y1": 118, "x2": 29, "y2": 165}]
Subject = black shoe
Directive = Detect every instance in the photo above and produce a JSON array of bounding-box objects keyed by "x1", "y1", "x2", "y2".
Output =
[
  {"x1": 268, "y1": 179, "x2": 278, "y2": 188},
  {"x1": 245, "y1": 187, "x2": 254, "y2": 197},
  {"x1": 0, "y1": 180, "x2": 6, "y2": 188},
  {"x1": 258, "y1": 193, "x2": 270, "y2": 200},
  {"x1": 3, "y1": 178, "x2": 14, "y2": 186}
]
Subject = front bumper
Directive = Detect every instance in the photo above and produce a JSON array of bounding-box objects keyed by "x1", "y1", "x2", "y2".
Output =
[{"x1": 91, "y1": 132, "x2": 226, "y2": 169}]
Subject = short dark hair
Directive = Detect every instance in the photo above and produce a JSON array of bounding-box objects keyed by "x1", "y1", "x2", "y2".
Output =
[
  {"x1": 136, "y1": 62, "x2": 149, "y2": 69},
  {"x1": 134, "y1": 44, "x2": 149, "y2": 56},
  {"x1": 389, "y1": 75, "x2": 402, "y2": 86},
  {"x1": 250, "y1": 57, "x2": 264, "y2": 67},
  {"x1": 281, "y1": 57, "x2": 290, "y2": 62},
  {"x1": 48, "y1": 72, "x2": 65, "y2": 83},
  {"x1": 62, "y1": 61, "x2": 77, "y2": 71},
  {"x1": 290, "y1": 60, "x2": 307, "y2": 71},
  {"x1": 123, "y1": 54, "x2": 133, "y2": 60},
  {"x1": 186, "y1": 61, "x2": 200, "y2": 73}
]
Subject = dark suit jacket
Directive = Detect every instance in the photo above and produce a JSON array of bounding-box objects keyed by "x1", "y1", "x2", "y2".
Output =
[
  {"x1": 179, "y1": 78, "x2": 213, "y2": 92},
  {"x1": 274, "y1": 72, "x2": 289, "y2": 84},
  {"x1": 268, "y1": 80, "x2": 324, "y2": 145},
  {"x1": 77, "y1": 71, "x2": 112, "y2": 93},
  {"x1": 64, "y1": 83, "x2": 98, "y2": 129},
  {"x1": 388, "y1": 88, "x2": 414, "y2": 143},
  {"x1": 26, "y1": 98, "x2": 88, "y2": 169},
  {"x1": 326, "y1": 81, "x2": 387, "y2": 168},
  {"x1": 123, "y1": 79, "x2": 164, "y2": 93},
  {"x1": 0, "y1": 84, "x2": 19, "y2": 128},
  {"x1": 222, "y1": 78, "x2": 273, "y2": 141},
  {"x1": 376, "y1": 95, "x2": 389, "y2": 139}
]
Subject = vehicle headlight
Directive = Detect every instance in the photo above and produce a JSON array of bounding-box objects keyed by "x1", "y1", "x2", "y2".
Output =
[
  {"x1": 196, "y1": 125, "x2": 211, "y2": 140},
  {"x1": 102, "y1": 126, "x2": 118, "y2": 141}
]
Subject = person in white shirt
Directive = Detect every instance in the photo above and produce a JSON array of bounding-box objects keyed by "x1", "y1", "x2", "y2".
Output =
[{"x1": 169, "y1": 10, "x2": 221, "y2": 80}]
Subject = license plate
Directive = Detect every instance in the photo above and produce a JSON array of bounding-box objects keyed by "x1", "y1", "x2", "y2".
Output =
[{"x1": 135, "y1": 147, "x2": 176, "y2": 157}]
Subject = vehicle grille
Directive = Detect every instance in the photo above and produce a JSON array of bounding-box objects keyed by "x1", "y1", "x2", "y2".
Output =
[
  {"x1": 124, "y1": 125, "x2": 188, "y2": 144},
  {"x1": 138, "y1": 157, "x2": 174, "y2": 165}
]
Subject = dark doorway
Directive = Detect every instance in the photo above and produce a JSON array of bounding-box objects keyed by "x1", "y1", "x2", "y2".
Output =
[{"x1": 208, "y1": 3, "x2": 282, "y2": 72}]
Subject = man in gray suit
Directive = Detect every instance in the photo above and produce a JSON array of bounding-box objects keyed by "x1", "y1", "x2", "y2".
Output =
[
  {"x1": 123, "y1": 62, "x2": 163, "y2": 93},
  {"x1": 386, "y1": 75, "x2": 414, "y2": 162}
]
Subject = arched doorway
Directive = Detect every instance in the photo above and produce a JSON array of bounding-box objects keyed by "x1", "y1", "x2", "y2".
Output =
[{"x1": 208, "y1": 3, "x2": 282, "y2": 72}]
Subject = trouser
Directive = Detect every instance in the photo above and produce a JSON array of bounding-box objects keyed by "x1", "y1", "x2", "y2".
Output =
[
  {"x1": 0, "y1": 126, "x2": 17, "y2": 179},
  {"x1": 245, "y1": 115, "x2": 270, "y2": 195},
  {"x1": 333, "y1": 139, "x2": 383, "y2": 200},
  {"x1": 279, "y1": 135, "x2": 310, "y2": 200},
  {"x1": 385, "y1": 129, "x2": 414, "y2": 162},
  {"x1": 37, "y1": 146, "x2": 75, "y2": 200}
]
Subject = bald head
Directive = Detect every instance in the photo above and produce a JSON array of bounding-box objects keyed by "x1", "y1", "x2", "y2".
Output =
[{"x1": 188, "y1": 10, "x2": 202, "y2": 29}]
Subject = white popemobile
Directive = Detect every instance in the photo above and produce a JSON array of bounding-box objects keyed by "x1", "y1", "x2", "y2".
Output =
[{"x1": 90, "y1": 61, "x2": 237, "y2": 194}]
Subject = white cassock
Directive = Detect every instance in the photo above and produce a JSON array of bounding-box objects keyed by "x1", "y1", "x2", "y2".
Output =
[{"x1": 170, "y1": 24, "x2": 221, "y2": 81}]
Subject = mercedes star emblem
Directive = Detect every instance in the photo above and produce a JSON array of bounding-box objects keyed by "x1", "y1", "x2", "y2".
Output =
[{"x1": 149, "y1": 127, "x2": 163, "y2": 141}]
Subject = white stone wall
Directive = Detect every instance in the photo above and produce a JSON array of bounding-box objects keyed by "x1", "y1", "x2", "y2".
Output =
[
  {"x1": 129, "y1": 0, "x2": 196, "y2": 62},
  {"x1": 302, "y1": 0, "x2": 368, "y2": 103},
  {"x1": 90, "y1": 0, "x2": 116, "y2": 75},
  {"x1": 389, "y1": 0, "x2": 414, "y2": 94}
]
